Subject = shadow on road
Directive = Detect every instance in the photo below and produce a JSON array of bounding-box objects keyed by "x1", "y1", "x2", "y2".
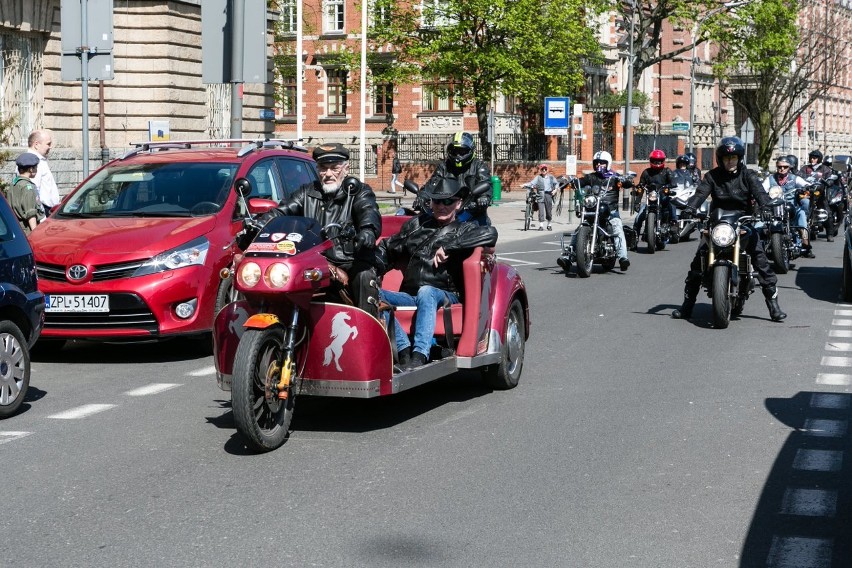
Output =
[
  {"x1": 796, "y1": 266, "x2": 841, "y2": 303},
  {"x1": 740, "y1": 391, "x2": 852, "y2": 567},
  {"x1": 30, "y1": 336, "x2": 212, "y2": 364}
]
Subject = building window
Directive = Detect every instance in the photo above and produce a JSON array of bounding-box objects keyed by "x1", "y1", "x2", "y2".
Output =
[
  {"x1": 370, "y1": 0, "x2": 391, "y2": 28},
  {"x1": 278, "y1": 73, "x2": 297, "y2": 117},
  {"x1": 0, "y1": 33, "x2": 43, "y2": 146},
  {"x1": 323, "y1": 0, "x2": 345, "y2": 33},
  {"x1": 206, "y1": 84, "x2": 231, "y2": 138},
  {"x1": 279, "y1": 0, "x2": 297, "y2": 34},
  {"x1": 422, "y1": 79, "x2": 456, "y2": 112},
  {"x1": 327, "y1": 69, "x2": 347, "y2": 116},
  {"x1": 373, "y1": 83, "x2": 393, "y2": 115}
]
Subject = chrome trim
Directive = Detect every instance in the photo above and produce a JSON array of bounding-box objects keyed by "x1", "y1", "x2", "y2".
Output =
[
  {"x1": 217, "y1": 372, "x2": 232, "y2": 391},
  {"x1": 300, "y1": 378, "x2": 381, "y2": 398},
  {"x1": 456, "y1": 352, "x2": 501, "y2": 369},
  {"x1": 393, "y1": 358, "x2": 458, "y2": 393}
]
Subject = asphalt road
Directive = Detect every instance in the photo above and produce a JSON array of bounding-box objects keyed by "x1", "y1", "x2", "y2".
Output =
[{"x1": 2, "y1": 218, "x2": 851, "y2": 568}]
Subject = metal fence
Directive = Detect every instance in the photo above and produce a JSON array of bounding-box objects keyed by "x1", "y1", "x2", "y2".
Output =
[
  {"x1": 345, "y1": 145, "x2": 377, "y2": 175},
  {"x1": 633, "y1": 134, "x2": 679, "y2": 161},
  {"x1": 592, "y1": 111, "x2": 615, "y2": 155},
  {"x1": 396, "y1": 132, "x2": 547, "y2": 164}
]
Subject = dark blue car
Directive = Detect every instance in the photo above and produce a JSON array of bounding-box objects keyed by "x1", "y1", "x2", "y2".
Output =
[{"x1": 0, "y1": 194, "x2": 44, "y2": 418}]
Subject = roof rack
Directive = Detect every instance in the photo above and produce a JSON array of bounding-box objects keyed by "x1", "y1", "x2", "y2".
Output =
[{"x1": 121, "y1": 138, "x2": 308, "y2": 160}]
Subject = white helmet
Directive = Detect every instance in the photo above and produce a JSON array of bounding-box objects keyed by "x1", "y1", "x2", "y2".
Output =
[{"x1": 592, "y1": 151, "x2": 612, "y2": 168}]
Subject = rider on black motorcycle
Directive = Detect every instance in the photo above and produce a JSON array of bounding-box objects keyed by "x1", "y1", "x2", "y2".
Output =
[
  {"x1": 672, "y1": 137, "x2": 787, "y2": 322},
  {"x1": 633, "y1": 149, "x2": 675, "y2": 237},
  {"x1": 421, "y1": 132, "x2": 493, "y2": 226},
  {"x1": 580, "y1": 150, "x2": 631, "y2": 270},
  {"x1": 762, "y1": 155, "x2": 814, "y2": 258}
]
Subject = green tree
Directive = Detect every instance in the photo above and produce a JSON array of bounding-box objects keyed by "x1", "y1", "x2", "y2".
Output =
[{"x1": 711, "y1": 0, "x2": 840, "y2": 168}]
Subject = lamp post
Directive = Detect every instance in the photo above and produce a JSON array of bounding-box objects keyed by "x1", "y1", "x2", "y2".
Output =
[
  {"x1": 381, "y1": 113, "x2": 398, "y2": 192},
  {"x1": 622, "y1": 0, "x2": 635, "y2": 211}
]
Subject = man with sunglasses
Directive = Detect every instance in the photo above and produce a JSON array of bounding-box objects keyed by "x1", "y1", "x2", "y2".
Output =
[
  {"x1": 762, "y1": 155, "x2": 814, "y2": 258},
  {"x1": 376, "y1": 177, "x2": 497, "y2": 370},
  {"x1": 422, "y1": 132, "x2": 493, "y2": 226},
  {"x1": 256, "y1": 143, "x2": 383, "y2": 317}
]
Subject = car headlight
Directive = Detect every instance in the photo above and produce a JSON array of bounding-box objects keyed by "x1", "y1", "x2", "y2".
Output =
[
  {"x1": 584, "y1": 195, "x2": 597, "y2": 208},
  {"x1": 768, "y1": 186, "x2": 783, "y2": 199},
  {"x1": 265, "y1": 263, "x2": 291, "y2": 288},
  {"x1": 711, "y1": 223, "x2": 737, "y2": 247},
  {"x1": 239, "y1": 262, "x2": 262, "y2": 288},
  {"x1": 133, "y1": 237, "x2": 209, "y2": 277}
]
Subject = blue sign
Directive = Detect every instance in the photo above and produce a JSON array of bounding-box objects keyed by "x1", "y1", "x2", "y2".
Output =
[
  {"x1": 259, "y1": 108, "x2": 276, "y2": 120},
  {"x1": 544, "y1": 97, "x2": 571, "y2": 134}
]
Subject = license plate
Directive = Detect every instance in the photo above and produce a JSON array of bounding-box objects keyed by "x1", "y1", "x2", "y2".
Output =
[{"x1": 45, "y1": 294, "x2": 110, "y2": 313}]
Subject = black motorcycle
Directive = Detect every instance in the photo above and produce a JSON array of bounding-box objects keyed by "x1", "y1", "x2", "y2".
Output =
[
  {"x1": 635, "y1": 183, "x2": 679, "y2": 253},
  {"x1": 557, "y1": 174, "x2": 635, "y2": 277},
  {"x1": 762, "y1": 184, "x2": 803, "y2": 274},
  {"x1": 808, "y1": 174, "x2": 842, "y2": 241}
]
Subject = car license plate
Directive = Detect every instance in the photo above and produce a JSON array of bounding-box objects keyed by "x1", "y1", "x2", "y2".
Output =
[{"x1": 45, "y1": 294, "x2": 110, "y2": 313}]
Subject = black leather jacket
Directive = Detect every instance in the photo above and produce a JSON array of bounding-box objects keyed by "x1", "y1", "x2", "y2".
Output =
[
  {"x1": 274, "y1": 180, "x2": 382, "y2": 265},
  {"x1": 423, "y1": 159, "x2": 493, "y2": 217},
  {"x1": 687, "y1": 164, "x2": 770, "y2": 213},
  {"x1": 639, "y1": 167, "x2": 674, "y2": 189},
  {"x1": 376, "y1": 215, "x2": 498, "y2": 297},
  {"x1": 580, "y1": 170, "x2": 622, "y2": 207}
]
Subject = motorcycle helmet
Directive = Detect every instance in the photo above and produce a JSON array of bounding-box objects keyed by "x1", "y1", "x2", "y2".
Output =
[
  {"x1": 808, "y1": 149, "x2": 823, "y2": 163},
  {"x1": 592, "y1": 150, "x2": 612, "y2": 174},
  {"x1": 446, "y1": 132, "x2": 476, "y2": 171},
  {"x1": 675, "y1": 154, "x2": 690, "y2": 168},
  {"x1": 715, "y1": 136, "x2": 745, "y2": 168},
  {"x1": 649, "y1": 149, "x2": 666, "y2": 170},
  {"x1": 685, "y1": 152, "x2": 698, "y2": 169},
  {"x1": 824, "y1": 154, "x2": 833, "y2": 166},
  {"x1": 785, "y1": 154, "x2": 799, "y2": 173}
]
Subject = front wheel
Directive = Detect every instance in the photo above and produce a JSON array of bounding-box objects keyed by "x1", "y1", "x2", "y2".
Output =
[
  {"x1": 0, "y1": 321, "x2": 30, "y2": 418},
  {"x1": 769, "y1": 232, "x2": 789, "y2": 274},
  {"x1": 231, "y1": 327, "x2": 297, "y2": 452},
  {"x1": 646, "y1": 212, "x2": 656, "y2": 254},
  {"x1": 524, "y1": 202, "x2": 532, "y2": 231},
  {"x1": 484, "y1": 299, "x2": 525, "y2": 390},
  {"x1": 575, "y1": 226, "x2": 594, "y2": 278},
  {"x1": 711, "y1": 265, "x2": 732, "y2": 329}
]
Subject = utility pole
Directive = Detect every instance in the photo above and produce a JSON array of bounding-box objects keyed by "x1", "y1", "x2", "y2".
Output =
[{"x1": 622, "y1": 0, "x2": 635, "y2": 211}]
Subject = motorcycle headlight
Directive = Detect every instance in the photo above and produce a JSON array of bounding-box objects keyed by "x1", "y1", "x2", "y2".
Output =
[
  {"x1": 584, "y1": 195, "x2": 597, "y2": 208},
  {"x1": 265, "y1": 263, "x2": 291, "y2": 288},
  {"x1": 768, "y1": 186, "x2": 783, "y2": 199},
  {"x1": 831, "y1": 194, "x2": 842, "y2": 204},
  {"x1": 711, "y1": 223, "x2": 737, "y2": 247},
  {"x1": 133, "y1": 237, "x2": 209, "y2": 277},
  {"x1": 239, "y1": 262, "x2": 262, "y2": 288}
]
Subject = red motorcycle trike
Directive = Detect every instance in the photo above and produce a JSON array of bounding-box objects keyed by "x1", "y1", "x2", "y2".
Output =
[{"x1": 213, "y1": 186, "x2": 530, "y2": 452}]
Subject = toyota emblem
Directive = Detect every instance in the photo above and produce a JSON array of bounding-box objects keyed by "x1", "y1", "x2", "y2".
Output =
[{"x1": 67, "y1": 264, "x2": 88, "y2": 281}]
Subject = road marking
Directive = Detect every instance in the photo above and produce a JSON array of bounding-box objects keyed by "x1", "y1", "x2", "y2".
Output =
[
  {"x1": 779, "y1": 487, "x2": 838, "y2": 517},
  {"x1": 802, "y1": 418, "x2": 848, "y2": 438},
  {"x1": 767, "y1": 536, "x2": 832, "y2": 567},
  {"x1": 811, "y1": 393, "x2": 851, "y2": 408},
  {"x1": 835, "y1": 309, "x2": 852, "y2": 316},
  {"x1": 793, "y1": 449, "x2": 843, "y2": 472},
  {"x1": 125, "y1": 383, "x2": 181, "y2": 396},
  {"x1": 47, "y1": 404, "x2": 116, "y2": 420},
  {"x1": 820, "y1": 356, "x2": 852, "y2": 367},
  {"x1": 829, "y1": 329, "x2": 852, "y2": 338},
  {"x1": 0, "y1": 431, "x2": 32, "y2": 445},
  {"x1": 495, "y1": 256, "x2": 541, "y2": 267},
  {"x1": 831, "y1": 319, "x2": 852, "y2": 326},
  {"x1": 186, "y1": 365, "x2": 216, "y2": 377},
  {"x1": 825, "y1": 342, "x2": 852, "y2": 351}
]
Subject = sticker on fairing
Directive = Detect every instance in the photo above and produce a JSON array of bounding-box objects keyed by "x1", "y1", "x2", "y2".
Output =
[
  {"x1": 270, "y1": 233, "x2": 287, "y2": 242},
  {"x1": 286, "y1": 232, "x2": 303, "y2": 243},
  {"x1": 276, "y1": 241, "x2": 296, "y2": 254}
]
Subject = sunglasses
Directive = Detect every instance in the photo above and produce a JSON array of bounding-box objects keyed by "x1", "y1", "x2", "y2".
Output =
[
  {"x1": 432, "y1": 198, "x2": 460, "y2": 206},
  {"x1": 776, "y1": 165, "x2": 790, "y2": 170}
]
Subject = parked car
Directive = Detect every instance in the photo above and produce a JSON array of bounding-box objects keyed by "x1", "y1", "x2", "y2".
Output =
[
  {"x1": 28, "y1": 139, "x2": 317, "y2": 347},
  {"x1": 0, "y1": 194, "x2": 44, "y2": 418}
]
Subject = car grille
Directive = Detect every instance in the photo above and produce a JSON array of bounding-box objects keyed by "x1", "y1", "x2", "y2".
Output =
[
  {"x1": 44, "y1": 293, "x2": 159, "y2": 333},
  {"x1": 36, "y1": 260, "x2": 146, "y2": 282}
]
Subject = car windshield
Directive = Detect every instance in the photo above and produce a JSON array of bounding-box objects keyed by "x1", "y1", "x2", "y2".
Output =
[{"x1": 57, "y1": 162, "x2": 238, "y2": 218}]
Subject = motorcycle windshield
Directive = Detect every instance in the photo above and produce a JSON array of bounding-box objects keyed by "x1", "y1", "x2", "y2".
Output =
[
  {"x1": 245, "y1": 216, "x2": 325, "y2": 257},
  {"x1": 711, "y1": 208, "x2": 743, "y2": 225}
]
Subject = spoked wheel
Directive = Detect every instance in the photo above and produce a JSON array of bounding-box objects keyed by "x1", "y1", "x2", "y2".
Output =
[
  {"x1": 574, "y1": 226, "x2": 594, "y2": 277},
  {"x1": 0, "y1": 321, "x2": 30, "y2": 418},
  {"x1": 484, "y1": 299, "x2": 525, "y2": 390},
  {"x1": 646, "y1": 212, "x2": 656, "y2": 254},
  {"x1": 769, "y1": 232, "x2": 789, "y2": 274},
  {"x1": 231, "y1": 327, "x2": 299, "y2": 452},
  {"x1": 214, "y1": 273, "x2": 244, "y2": 316},
  {"x1": 711, "y1": 265, "x2": 732, "y2": 329},
  {"x1": 524, "y1": 202, "x2": 532, "y2": 231}
]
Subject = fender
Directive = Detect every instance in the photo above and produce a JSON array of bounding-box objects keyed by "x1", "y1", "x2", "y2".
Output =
[
  {"x1": 487, "y1": 262, "x2": 529, "y2": 353},
  {"x1": 244, "y1": 313, "x2": 281, "y2": 329}
]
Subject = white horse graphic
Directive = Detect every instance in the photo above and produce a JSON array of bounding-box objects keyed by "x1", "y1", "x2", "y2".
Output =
[{"x1": 323, "y1": 312, "x2": 358, "y2": 372}]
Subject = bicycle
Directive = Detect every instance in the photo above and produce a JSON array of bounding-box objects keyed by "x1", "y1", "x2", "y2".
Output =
[{"x1": 522, "y1": 184, "x2": 540, "y2": 231}]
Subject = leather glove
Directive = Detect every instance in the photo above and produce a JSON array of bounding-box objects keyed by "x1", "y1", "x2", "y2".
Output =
[
  {"x1": 354, "y1": 229, "x2": 375, "y2": 251},
  {"x1": 474, "y1": 196, "x2": 491, "y2": 210},
  {"x1": 680, "y1": 206, "x2": 695, "y2": 219}
]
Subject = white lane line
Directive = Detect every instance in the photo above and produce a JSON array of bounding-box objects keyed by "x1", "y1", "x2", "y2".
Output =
[
  {"x1": 835, "y1": 309, "x2": 852, "y2": 316},
  {"x1": 793, "y1": 449, "x2": 843, "y2": 472},
  {"x1": 47, "y1": 404, "x2": 116, "y2": 420},
  {"x1": 767, "y1": 536, "x2": 832, "y2": 567},
  {"x1": 831, "y1": 319, "x2": 852, "y2": 326},
  {"x1": 496, "y1": 257, "x2": 541, "y2": 266},
  {"x1": 820, "y1": 356, "x2": 852, "y2": 367},
  {"x1": 829, "y1": 329, "x2": 852, "y2": 338},
  {"x1": 825, "y1": 342, "x2": 852, "y2": 351},
  {"x1": 816, "y1": 373, "x2": 852, "y2": 385},
  {"x1": 779, "y1": 487, "x2": 838, "y2": 517},
  {"x1": 186, "y1": 365, "x2": 216, "y2": 377},
  {"x1": 125, "y1": 383, "x2": 181, "y2": 397},
  {"x1": 802, "y1": 418, "x2": 848, "y2": 438},
  {"x1": 0, "y1": 431, "x2": 32, "y2": 445},
  {"x1": 811, "y1": 393, "x2": 851, "y2": 409}
]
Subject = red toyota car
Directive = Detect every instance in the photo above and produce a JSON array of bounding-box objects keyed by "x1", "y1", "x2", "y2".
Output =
[{"x1": 29, "y1": 139, "x2": 318, "y2": 346}]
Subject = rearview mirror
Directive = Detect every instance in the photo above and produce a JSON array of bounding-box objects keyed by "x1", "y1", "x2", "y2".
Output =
[{"x1": 234, "y1": 177, "x2": 252, "y2": 197}]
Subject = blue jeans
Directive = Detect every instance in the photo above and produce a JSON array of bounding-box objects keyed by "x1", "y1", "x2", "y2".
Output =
[
  {"x1": 795, "y1": 198, "x2": 810, "y2": 228},
  {"x1": 380, "y1": 286, "x2": 460, "y2": 358},
  {"x1": 608, "y1": 208, "x2": 628, "y2": 259}
]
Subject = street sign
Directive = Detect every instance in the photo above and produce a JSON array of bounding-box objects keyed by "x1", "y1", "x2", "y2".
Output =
[
  {"x1": 741, "y1": 117, "x2": 755, "y2": 144},
  {"x1": 619, "y1": 107, "x2": 640, "y2": 127},
  {"x1": 61, "y1": 52, "x2": 114, "y2": 81},
  {"x1": 202, "y1": 0, "x2": 268, "y2": 84},
  {"x1": 259, "y1": 108, "x2": 275, "y2": 120},
  {"x1": 544, "y1": 96, "x2": 570, "y2": 135},
  {"x1": 565, "y1": 155, "x2": 577, "y2": 176},
  {"x1": 672, "y1": 121, "x2": 689, "y2": 132},
  {"x1": 61, "y1": 0, "x2": 114, "y2": 53}
]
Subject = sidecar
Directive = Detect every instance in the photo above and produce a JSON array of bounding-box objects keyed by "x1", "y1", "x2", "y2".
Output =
[{"x1": 213, "y1": 215, "x2": 530, "y2": 398}]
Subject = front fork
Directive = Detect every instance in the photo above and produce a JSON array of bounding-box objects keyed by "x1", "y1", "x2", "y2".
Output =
[{"x1": 270, "y1": 306, "x2": 301, "y2": 401}]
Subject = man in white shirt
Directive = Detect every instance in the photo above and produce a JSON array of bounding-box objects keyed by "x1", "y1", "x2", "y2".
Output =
[{"x1": 28, "y1": 129, "x2": 60, "y2": 211}]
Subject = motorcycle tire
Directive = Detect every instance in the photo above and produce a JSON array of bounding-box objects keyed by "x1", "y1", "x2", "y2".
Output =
[
  {"x1": 711, "y1": 265, "x2": 732, "y2": 329},
  {"x1": 769, "y1": 232, "x2": 790, "y2": 274},
  {"x1": 646, "y1": 212, "x2": 656, "y2": 254},
  {"x1": 231, "y1": 326, "x2": 297, "y2": 452},
  {"x1": 214, "y1": 273, "x2": 245, "y2": 318},
  {"x1": 484, "y1": 298, "x2": 525, "y2": 390},
  {"x1": 574, "y1": 225, "x2": 594, "y2": 278},
  {"x1": 843, "y1": 248, "x2": 852, "y2": 302},
  {"x1": 0, "y1": 320, "x2": 30, "y2": 418},
  {"x1": 524, "y1": 203, "x2": 532, "y2": 231}
]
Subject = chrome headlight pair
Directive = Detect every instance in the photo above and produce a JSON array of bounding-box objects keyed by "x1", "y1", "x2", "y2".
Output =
[
  {"x1": 238, "y1": 262, "x2": 291, "y2": 289},
  {"x1": 711, "y1": 223, "x2": 737, "y2": 247}
]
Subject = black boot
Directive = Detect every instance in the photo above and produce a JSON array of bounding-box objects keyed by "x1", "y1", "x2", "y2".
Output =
[
  {"x1": 763, "y1": 287, "x2": 787, "y2": 322},
  {"x1": 397, "y1": 346, "x2": 411, "y2": 366},
  {"x1": 672, "y1": 295, "x2": 695, "y2": 320}
]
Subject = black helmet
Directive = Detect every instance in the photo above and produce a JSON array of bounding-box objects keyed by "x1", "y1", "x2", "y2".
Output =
[
  {"x1": 823, "y1": 154, "x2": 833, "y2": 166},
  {"x1": 785, "y1": 154, "x2": 799, "y2": 172},
  {"x1": 715, "y1": 136, "x2": 745, "y2": 167},
  {"x1": 809, "y1": 149, "x2": 823, "y2": 161},
  {"x1": 446, "y1": 132, "x2": 475, "y2": 171},
  {"x1": 675, "y1": 154, "x2": 689, "y2": 167},
  {"x1": 684, "y1": 152, "x2": 697, "y2": 168}
]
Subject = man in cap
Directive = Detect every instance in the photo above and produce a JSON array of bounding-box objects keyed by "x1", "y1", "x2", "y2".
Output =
[
  {"x1": 375, "y1": 177, "x2": 498, "y2": 370},
  {"x1": 3, "y1": 152, "x2": 44, "y2": 235},
  {"x1": 257, "y1": 142, "x2": 383, "y2": 318}
]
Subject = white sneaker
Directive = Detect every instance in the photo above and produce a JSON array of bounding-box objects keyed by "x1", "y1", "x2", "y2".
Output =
[{"x1": 547, "y1": 223, "x2": 552, "y2": 231}]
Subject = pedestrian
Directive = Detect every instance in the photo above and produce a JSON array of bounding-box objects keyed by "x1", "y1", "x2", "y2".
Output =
[
  {"x1": 390, "y1": 148, "x2": 403, "y2": 194},
  {"x1": 3, "y1": 152, "x2": 44, "y2": 235},
  {"x1": 524, "y1": 164, "x2": 558, "y2": 230},
  {"x1": 27, "y1": 129, "x2": 59, "y2": 213}
]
